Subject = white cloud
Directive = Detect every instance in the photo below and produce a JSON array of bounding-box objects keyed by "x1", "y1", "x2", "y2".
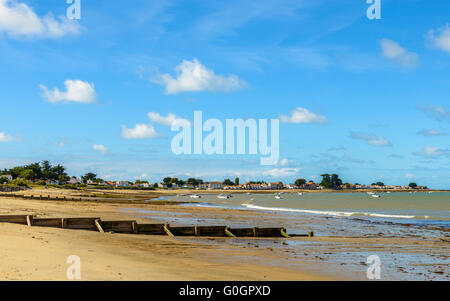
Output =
[
  {"x1": 0, "y1": 132, "x2": 14, "y2": 142},
  {"x1": 419, "y1": 105, "x2": 450, "y2": 123},
  {"x1": 413, "y1": 146, "x2": 450, "y2": 158},
  {"x1": 279, "y1": 158, "x2": 289, "y2": 166},
  {"x1": 147, "y1": 112, "x2": 191, "y2": 127},
  {"x1": 279, "y1": 107, "x2": 327, "y2": 124},
  {"x1": 0, "y1": 0, "x2": 80, "y2": 38},
  {"x1": 350, "y1": 132, "x2": 391, "y2": 147},
  {"x1": 93, "y1": 144, "x2": 108, "y2": 155},
  {"x1": 263, "y1": 168, "x2": 299, "y2": 178},
  {"x1": 405, "y1": 173, "x2": 414, "y2": 179},
  {"x1": 152, "y1": 59, "x2": 247, "y2": 94},
  {"x1": 427, "y1": 24, "x2": 450, "y2": 53},
  {"x1": 121, "y1": 124, "x2": 159, "y2": 139},
  {"x1": 380, "y1": 39, "x2": 419, "y2": 67},
  {"x1": 278, "y1": 158, "x2": 298, "y2": 167},
  {"x1": 135, "y1": 173, "x2": 149, "y2": 180},
  {"x1": 40, "y1": 79, "x2": 97, "y2": 104},
  {"x1": 417, "y1": 129, "x2": 447, "y2": 137}
]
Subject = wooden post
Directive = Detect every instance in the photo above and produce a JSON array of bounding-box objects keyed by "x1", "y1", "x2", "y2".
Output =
[
  {"x1": 225, "y1": 227, "x2": 237, "y2": 238},
  {"x1": 95, "y1": 219, "x2": 104, "y2": 233},
  {"x1": 131, "y1": 221, "x2": 137, "y2": 234},
  {"x1": 61, "y1": 218, "x2": 66, "y2": 229},
  {"x1": 308, "y1": 231, "x2": 314, "y2": 237},
  {"x1": 280, "y1": 228, "x2": 290, "y2": 238},
  {"x1": 163, "y1": 224, "x2": 174, "y2": 237},
  {"x1": 194, "y1": 225, "x2": 198, "y2": 236},
  {"x1": 26, "y1": 216, "x2": 32, "y2": 227}
]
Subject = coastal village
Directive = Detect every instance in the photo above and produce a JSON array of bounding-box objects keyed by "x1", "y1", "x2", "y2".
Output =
[{"x1": 0, "y1": 161, "x2": 428, "y2": 191}]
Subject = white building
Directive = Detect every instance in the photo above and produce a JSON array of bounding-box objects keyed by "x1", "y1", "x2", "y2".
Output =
[
  {"x1": 208, "y1": 182, "x2": 223, "y2": 190},
  {"x1": 1, "y1": 175, "x2": 13, "y2": 182}
]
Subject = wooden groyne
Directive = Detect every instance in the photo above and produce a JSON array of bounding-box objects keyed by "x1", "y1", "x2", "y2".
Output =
[
  {"x1": 0, "y1": 215, "x2": 313, "y2": 238},
  {"x1": 0, "y1": 186, "x2": 26, "y2": 193},
  {"x1": 0, "y1": 193, "x2": 88, "y2": 202}
]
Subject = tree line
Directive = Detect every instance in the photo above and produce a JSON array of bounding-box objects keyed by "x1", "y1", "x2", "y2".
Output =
[{"x1": 0, "y1": 161, "x2": 69, "y2": 185}]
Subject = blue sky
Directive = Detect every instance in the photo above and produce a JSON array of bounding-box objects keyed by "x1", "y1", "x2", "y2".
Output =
[{"x1": 0, "y1": 0, "x2": 450, "y2": 188}]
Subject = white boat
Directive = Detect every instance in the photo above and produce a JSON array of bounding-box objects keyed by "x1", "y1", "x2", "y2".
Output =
[
  {"x1": 367, "y1": 192, "x2": 374, "y2": 195},
  {"x1": 275, "y1": 194, "x2": 283, "y2": 200},
  {"x1": 190, "y1": 194, "x2": 201, "y2": 199},
  {"x1": 217, "y1": 194, "x2": 231, "y2": 199},
  {"x1": 371, "y1": 194, "x2": 381, "y2": 198},
  {"x1": 298, "y1": 192, "x2": 303, "y2": 196}
]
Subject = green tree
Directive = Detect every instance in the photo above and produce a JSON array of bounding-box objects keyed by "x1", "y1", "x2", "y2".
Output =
[
  {"x1": 18, "y1": 169, "x2": 35, "y2": 180},
  {"x1": 41, "y1": 160, "x2": 54, "y2": 180},
  {"x1": 58, "y1": 175, "x2": 70, "y2": 185},
  {"x1": 81, "y1": 173, "x2": 97, "y2": 184},
  {"x1": 331, "y1": 174, "x2": 343, "y2": 188},
  {"x1": 321, "y1": 173, "x2": 343, "y2": 189},
  {"x1": 52, "y1": 164, "x2": 67, "y2": 178},
  {"x1": 162, "y1": 177, "x2": 173, "y2": 188},
  {"x1": 409, "y1": 182, "x2": 418, "y2": 189},
  {"x1": 11, "y1": 179, "x2": 28, "y2": 187},
  {"x1": 295, "y1": 178, "x2": 306, "y2": 187},
  {"x1": 234, "y1": 177, "x2": 240, "y2": 185},
  {"x1": 0, "y1": 177, "x2": 9, "y2": 184},
  {"x1": 187, "y1": 178, "x2": 203, "y2": 186},
  {"x1": 223, "y1": 179, "x2": 234, "y2": 186},
  {"x1": 320, "y1": 174, "x2": 332, "y2": 188}
]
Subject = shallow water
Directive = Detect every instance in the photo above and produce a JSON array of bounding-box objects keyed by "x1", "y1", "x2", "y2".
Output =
[{"x1": 154, "y1": 192, "x2": 450, "y2": 229}]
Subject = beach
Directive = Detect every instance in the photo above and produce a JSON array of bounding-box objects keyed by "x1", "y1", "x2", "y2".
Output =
[{"x1": 0, "y1": 189, "x2": 449, "y2": 281}]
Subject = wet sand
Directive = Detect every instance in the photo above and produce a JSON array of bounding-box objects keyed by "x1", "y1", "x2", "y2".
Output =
[{"x1": 0, "y1": 194, "x2": 449, "y2": 281}]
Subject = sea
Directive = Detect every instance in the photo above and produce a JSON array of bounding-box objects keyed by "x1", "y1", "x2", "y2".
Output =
[{"x1": 150, "y1": 191, "x2": 450, "y2": 230}]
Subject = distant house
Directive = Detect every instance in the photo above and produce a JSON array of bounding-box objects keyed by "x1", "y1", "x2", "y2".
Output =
[
  {"x1": 105, "y1": 181, "x2": 116, "y2": 187},
  {"x1": 67, "y1": 177, "x2": 82, "y2": 185},
  {"x1": 1, "y1": 175, "x2": 13, "y2": 182},
  {"x1": 269, "y1": 182, "x2": 283, "y2": 190},
  {"x1": 304, "y1": 181, "x2": 318, "y2": 190},
  {"x1": 285, "y1": 184, "x2": 298, "y2": 189},
  {"x1": 208, "y1": 182, "x2": 223, "y2": 190},
  {"x1": 198, "y1": 183, "x2": 209, "y2": 190},
  {"x1": 157, "y1": 183, "x2": 167, "y2": 188},
  {"x1": 116, "y1": 181, "x2": 129, "y2": 187},
  {"x1": 223, "y1": 185, "x2": 242, "y2": 190}
]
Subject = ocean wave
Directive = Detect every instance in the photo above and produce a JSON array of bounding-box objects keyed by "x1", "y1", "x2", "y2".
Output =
[{"x1": 241, "y1": 204, "x2": 422, "y2": 219}]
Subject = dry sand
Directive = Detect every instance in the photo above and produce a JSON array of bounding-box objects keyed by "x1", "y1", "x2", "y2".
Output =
[
  {"x1": 0, "y1": 196, "x2": 332, "y2": 281},
  {"x1": 0, "y1": 192, "x2": 448, "y2": 281}
]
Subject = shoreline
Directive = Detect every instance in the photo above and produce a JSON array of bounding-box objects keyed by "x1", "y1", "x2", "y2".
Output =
[{"x1": 0, "y1": 191, "x2": 449, "y2": 281}]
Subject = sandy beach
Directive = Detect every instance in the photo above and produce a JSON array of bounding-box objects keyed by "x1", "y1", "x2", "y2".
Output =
[{"x1": 0, "y1": 190, "x2": 448, "y2": 281}]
